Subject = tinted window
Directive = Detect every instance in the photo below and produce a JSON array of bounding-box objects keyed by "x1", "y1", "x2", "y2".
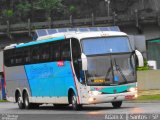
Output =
[
  {"x1": 15, "y1": 48, "x2": 23, "y2": 65},
  {"x1": 51, "y1": 41, "x2": 61, "y2": 61},
  {"x1": 23, "y1": 47, "x2": 30, "y2": 63},
  {"x1": 4, "y1": 39, "x2": 72, "y2": 67},
  {"x1": 61, "y1": 40, "x2": 71, "y2": 60},
  {"x1": 31, "y1": 46, "x2": 40, "y2": 62},
  {"x1": 72, "y1": 39, "x2": 81, "y2": 59},
  {"x1": 71, "y1": 39, "x2": 84, "y2": 83},
  {"x1": 40, "y1": 44, "x2": 50, "y2": 61}
]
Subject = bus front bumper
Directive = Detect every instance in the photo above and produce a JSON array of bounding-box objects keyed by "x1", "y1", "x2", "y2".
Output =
[{"x1": 82, "y1": 91, "x2": 137, "y2": 104}]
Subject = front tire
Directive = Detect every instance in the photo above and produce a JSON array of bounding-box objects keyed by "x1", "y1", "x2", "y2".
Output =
[
  {"x1": 71, "y1": 93, "x2": 82, "y2": 110},
  {"x1": 112, "y1": 101, "x2": 122, "y2": 108}
]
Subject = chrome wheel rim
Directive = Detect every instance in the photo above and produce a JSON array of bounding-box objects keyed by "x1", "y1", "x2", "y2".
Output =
[
  {"x1": 72, "y1": 95, "x2": 76, "y2": 108},
  {"x1": 18, "y1": 97, "x2": 21, "y2": 106},
  {"x1": 25, "y1": 97, "x2": 29, "y2": 107}
]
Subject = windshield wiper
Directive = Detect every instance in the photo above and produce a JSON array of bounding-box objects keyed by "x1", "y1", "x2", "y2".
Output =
[
  {"x1": 105, "y1": 49, "x2": 116, "y2": 84},
  {"x1": 114, "y1": 58, "x2": 128, "y2": 83}
]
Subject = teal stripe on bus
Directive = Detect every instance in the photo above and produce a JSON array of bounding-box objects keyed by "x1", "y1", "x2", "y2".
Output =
[
  {"x1": 16, "y1": 36, "x2": 65, "y2": 48},
  {"x1": 99, "y1": 84, "x2": 136, "y2": 94}
]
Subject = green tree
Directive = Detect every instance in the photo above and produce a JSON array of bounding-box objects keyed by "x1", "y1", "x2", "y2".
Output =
[
  {"x1": 35, "y1": 0, "x2": 63, "y2": 19},
  {"x1": 2, "y1": 9, "x2": 14, "y2": 22},
  {"x1": 69, "y1": 5, "x2": 76, "y2": 15},
  {"x1": 16, "y1": 1, "x2": 32, "y2": 21}
]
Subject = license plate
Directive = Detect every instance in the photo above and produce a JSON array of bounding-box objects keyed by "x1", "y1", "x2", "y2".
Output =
[{"x1": 125, "y1": 95, "x2": 134, "y2": 100}]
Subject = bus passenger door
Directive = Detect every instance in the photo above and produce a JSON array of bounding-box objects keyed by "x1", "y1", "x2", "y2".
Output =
[{"x1": 71, "y1": 39, "x2": 84, "y2": 84}]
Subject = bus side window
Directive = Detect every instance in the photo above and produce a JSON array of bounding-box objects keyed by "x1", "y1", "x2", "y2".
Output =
[
  {"x1": 10, "y1": 50, "x2": 16, "y2": 66},
  {"x1": 61, "y1": 39, "x2": 71, "y2": 61},
  {"x1": 40, "y1": 43, "x2": 50, "y2": 62},
  {"x1": 15, "y1": 48, "x2": 23, "y2": 65},
  {"x1": 4, "y1": 50, "x2": 13, "y2": 67},
  {"x1": 23, "y1": 47, "x2": 30, "y2": 64},
  {"x1": 31, "y1": 45, "x2": 40, "y2": 63},
  {"x1": 51, "y1": 42, "x2": 61, "y2": 61}
]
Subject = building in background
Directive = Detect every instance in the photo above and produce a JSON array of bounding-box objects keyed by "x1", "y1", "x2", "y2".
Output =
[{"x1": 146, "y1": 38, "x2": 160, "y2": 69}]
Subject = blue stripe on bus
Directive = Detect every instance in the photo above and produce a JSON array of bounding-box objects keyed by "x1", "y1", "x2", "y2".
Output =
[
  {"x1": 16, "y1": 36, "x2": 65, "y2": 48},
  {"x1": 24, "y1": 61, "x2": 76, "y2": 97}
]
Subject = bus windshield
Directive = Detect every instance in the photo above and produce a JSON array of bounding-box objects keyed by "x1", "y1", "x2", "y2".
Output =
[
  {"x1": 85, "y1": 53, "x2": 136, "y2": 86},
  {"x1": 81, "y1": 36, "x2": 131, "y2": 55},
  {"x1": 81, "y1": 36, "x2": 136, "y2": 86}
]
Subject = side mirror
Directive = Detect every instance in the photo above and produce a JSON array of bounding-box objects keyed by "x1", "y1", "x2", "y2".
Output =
[
  {"x1": 81, "y1": 53, "x2": 88, "y2": 70},
  {"x1": 135, "y1": 50, "x2": 144, "y2": 67}
]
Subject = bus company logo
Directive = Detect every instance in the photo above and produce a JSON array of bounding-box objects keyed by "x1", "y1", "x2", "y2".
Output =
[
  {"x1": 94, "y1": 88, "x2": 103, "y2": 91},
  {"x1": 57, "y1": 61, "x2": 64, "y2": 67}
]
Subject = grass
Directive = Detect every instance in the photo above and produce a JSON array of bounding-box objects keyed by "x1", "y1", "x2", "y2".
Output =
[
  {"x1": 137, "y1": 95, "x2": 160, "y2": 100},
  {"x1": 135, "y1": 95, "x2": 160, "y2": 101},
  {"x1": 0, "y1": 100, "x2": 8, "y2": 102}
]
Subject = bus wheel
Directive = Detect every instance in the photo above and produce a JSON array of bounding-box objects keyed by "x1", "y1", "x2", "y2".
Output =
[
  {"x1": 71, "y1": 93, "x2": 82, "y2": 110},
  {"x1": 112, "y1": 101, "x2": 122, "y2": 108},
  {"x1": 24, "y1": 93, "x2": 31, "y2": 109},
  {"x1": 17, "y1": 94, "x2": 24, "y2": 109}
]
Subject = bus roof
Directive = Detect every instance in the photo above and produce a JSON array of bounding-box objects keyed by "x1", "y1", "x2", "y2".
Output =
[
  {"x1": 4, "y1": 27, "x2": 127, "y2": 50},
  {"x1": 35, "y1": 26, "x2": 121, "y2": 39}
]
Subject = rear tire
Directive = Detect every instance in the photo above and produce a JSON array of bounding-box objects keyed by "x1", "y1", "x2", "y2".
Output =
[
  {"x1": 17, "y1": 93, "x2": 24, "y2": 109},
  {"x1": 71, "y1": 92, "x2": 82, "y2": 110},
  {"x1": 112, "y1": 101, "x2": 122, "y2": 108},
  {"x1": 23, "y1": 92, "x2": 31, "y2": 109}
]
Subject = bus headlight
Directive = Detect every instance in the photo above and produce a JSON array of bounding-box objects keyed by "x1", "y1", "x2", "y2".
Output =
[
  {"x1": 128, "y1": 87, "x2": 137, "y2": 92},
  {"x1": 89, "y1": 91, "x2": 102, "y2": 96}
]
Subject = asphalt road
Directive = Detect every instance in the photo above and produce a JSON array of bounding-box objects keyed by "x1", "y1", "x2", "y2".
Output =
[{"x1": 0, "y1": 102, "x2": 160, "y2": 120}]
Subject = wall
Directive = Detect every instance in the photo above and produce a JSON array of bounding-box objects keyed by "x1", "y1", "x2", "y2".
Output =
[
  {"x1": 137, "y1": 70, "x2": 160, "y2": 90},
  {"x1": 121, "y1": 24, "x2": 160, "y2": 40}
]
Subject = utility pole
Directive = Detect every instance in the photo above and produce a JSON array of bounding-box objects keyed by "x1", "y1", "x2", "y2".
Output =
[{"x1": 105, "y1": 0, "x2": 110, "y2": 17}]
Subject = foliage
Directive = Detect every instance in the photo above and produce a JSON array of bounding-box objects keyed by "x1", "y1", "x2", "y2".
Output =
[
  {"x1": 16, "y1": 1, "x2": 32, "y2": 21},
  {"x1": 35, "y1": 0, "x2": 63, "y2": 17},
  {"x1": 0, "y1": 0, "x2": 103, "y2": 22},
  {"x1": 16, "y1": 2, "x2": 32, "y2": 13},
  {"x1": 69, "y1": 5, "x2": 76, "y2": 14},
  {"x1": 137, "y1": 59, "x2": 150, "y2": 71},
  {"x1": 2, "y1": 9, "x2": 14, "y2": 19}
]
